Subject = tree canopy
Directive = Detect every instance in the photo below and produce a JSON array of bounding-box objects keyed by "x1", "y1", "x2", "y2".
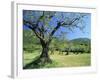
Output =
[{"x1": 23, "y1": 10, "x2": 89, "y2": 44}]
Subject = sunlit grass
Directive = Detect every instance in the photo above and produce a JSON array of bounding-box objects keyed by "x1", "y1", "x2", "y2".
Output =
[
  {"x1": 50, "y1": 53, "x2": 91, "y2": 67},
  {"x1": 23, "y1": 51, "x2": 91, "y2": 68}
]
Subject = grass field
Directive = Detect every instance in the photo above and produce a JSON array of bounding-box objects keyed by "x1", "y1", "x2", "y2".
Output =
[{"x1": 23, "y1": 51, "x2": 91, "y2": 69}]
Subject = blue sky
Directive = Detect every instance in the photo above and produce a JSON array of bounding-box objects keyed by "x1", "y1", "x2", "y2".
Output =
[
  {"x1": 50, "y1": 13, "x2": 91, "y2": 40},
  {"x1": 66, "y1": 15, "x2": 91, "y2": 40},
  {"x1": 23, "y1": 10, "x2": 91, "y2": 40}
]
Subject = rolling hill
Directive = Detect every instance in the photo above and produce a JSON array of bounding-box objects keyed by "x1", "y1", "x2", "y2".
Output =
[{"x1": 69, "y1": 38, "x2": 91, "y2": 45}]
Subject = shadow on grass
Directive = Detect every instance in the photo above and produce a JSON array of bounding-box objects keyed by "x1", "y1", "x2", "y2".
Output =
[
  {"x1": 23, "y1": 56, "x2": 41, "y2": 69},
  {"x1": 23, "y1": 56, "x2": 53, "y2": 69}
]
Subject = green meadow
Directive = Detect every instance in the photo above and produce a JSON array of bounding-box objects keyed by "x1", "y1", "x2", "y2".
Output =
[{"x1": 23, "y1": 51, "x2": 91, "y2": 68}]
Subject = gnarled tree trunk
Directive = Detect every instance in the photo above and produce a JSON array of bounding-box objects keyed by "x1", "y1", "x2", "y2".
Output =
[{"x1": 38, "y1": 39, "x2": 52, "y2": 64}]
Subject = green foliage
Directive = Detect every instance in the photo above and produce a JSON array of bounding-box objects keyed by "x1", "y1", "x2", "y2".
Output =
[
  {"x1": 70, "y1": 38, "x2": 91, "y2": 53},
  {"x1": 23, "y1": 30, "x2": 91, "y2": 54},
  {"x1": 23, "y1": 30, "x2": 42, "y2": 53}
]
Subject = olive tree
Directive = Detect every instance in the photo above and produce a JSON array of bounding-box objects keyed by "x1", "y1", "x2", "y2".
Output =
[{"x1": 23, "y1": 10, "x2": 88, "y2": 64}]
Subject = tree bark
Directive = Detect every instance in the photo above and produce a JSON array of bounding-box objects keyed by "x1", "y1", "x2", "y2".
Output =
[
  {"x1": 39, "y1": 40, "x2": 52, "y2": 63},
  {"x1": 40, "y1": 45, "x2": 49, "y2": 58}
]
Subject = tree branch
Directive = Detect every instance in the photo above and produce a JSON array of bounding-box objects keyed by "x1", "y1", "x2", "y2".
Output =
[
  {"x1": 23, "y1": 19, "x2": 45, "y2": 41},
  {"x1": 23, "y1": 19, "x2": 36, "y2": 29},
  {"x1": 50, "y1": 22, "x2": 61, "y2": 36},
  {"x1": 61, "y1": 15, "x2": 85, "y2": 26},
  {"x1": 48, "y1": 22, "x2": 61, "y2": 43}
]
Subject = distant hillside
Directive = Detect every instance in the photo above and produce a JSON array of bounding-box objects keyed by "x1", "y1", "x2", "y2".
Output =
[{"x1": 69, "y1": 38, "x2": 91, "y2": 45}]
